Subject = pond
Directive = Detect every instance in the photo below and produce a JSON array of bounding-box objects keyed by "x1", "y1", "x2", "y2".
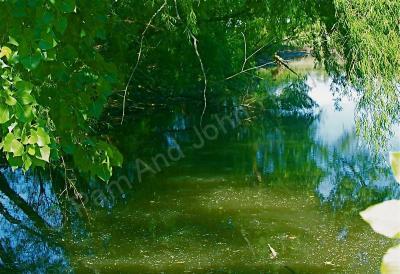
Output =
[{"x1": 1, "y1": 57, "x2": 399, "y2": 273}]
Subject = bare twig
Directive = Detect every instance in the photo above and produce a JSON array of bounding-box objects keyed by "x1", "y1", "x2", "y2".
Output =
[
  {"x1": 226, "y1": 33, "x2": 275, "y2": 80},
  {"x1": 191, "y1": 33, "x2": 208, "y2": 126},
  {"x1": 241, "y1": 32, "x2": 247, "y2": 71},
  {"x1": 174, "y1": 0, "x2": 181, "y2": 20},
  {"x1": 59, "y1": 156, "x2": 90, "y2": 220},
  {"x1": 121, "y1": 0, "x2": 167, "y2": 124},
  {"x1": 226, "y1": 61, "x2": 275, "y2": 80},
  {"x1": 226, "y1": 34, "x2": 302, "y2": 81}
]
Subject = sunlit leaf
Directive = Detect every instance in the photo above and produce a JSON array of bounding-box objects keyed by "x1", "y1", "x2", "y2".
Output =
[
  {"x1": 3, "y1": 133, "x2": 24, "y2": 156},
  {"x1": 39, "y1": 145, "x2": 51, "y2": 162},
  {"x1": 7, "y1": 122, "x2": 17, "y2": 133},
  {"x1": 28, "y1": 130, "x2": 38, "y2": 145},
  {"x1": 27, "y1": 145, "x2": 36, "y2": 156},
  {"x1": 0, "y1": 46, "x2": 12, "y2": 59},
  {"x1": 5, "y1": 95, "x2": 17, "y2": 106},
  {"x1": 382, "y1": 245, "x2": 400, "y2": 274},
  {"x1": 19, "y1": 93, "x2": 35, "y2": 105},
  {"x1": 16, "y1": 81, "x2": 33, "y2": 94},
  {"x1": 11, "y1": 139, "x2": 24, "y2": 156},
  {"x1": 360, "y1": 200, "x2": 400, "y2": 238},
  {"x1": 22, "y1": 154, "x2": 32, "y2": 171},
  {"x1": 389, "y1": 152, "x2": 400, "y2": 184},
  {"x1": 3, "y1": 133, "x2": 14, "y2": 152},
  {"x1": 36, "y1": 127, "x2": 51, "y2": 147},
  {"x1": 20, "y1": 127, "x2": 28, "y2": 144},
  {"x1": 8, "y1": 36, "x2": 19, "y2": 47},
  {"x1": 0, "y1": 104, "x2": 10, "y2": 124}
]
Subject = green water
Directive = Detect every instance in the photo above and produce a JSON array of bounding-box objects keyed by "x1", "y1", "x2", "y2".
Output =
[{"x1": 1, "y1": 61, "x2": 399, "y2": 273}]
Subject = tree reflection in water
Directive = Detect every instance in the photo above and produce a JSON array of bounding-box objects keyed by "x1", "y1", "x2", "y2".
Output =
[
  {"x1": 0, "y1": 66, "x2": 398, "y2": 273},
  {"x1": 0, "y1": 169, "x2": 69, "y2": 272}
]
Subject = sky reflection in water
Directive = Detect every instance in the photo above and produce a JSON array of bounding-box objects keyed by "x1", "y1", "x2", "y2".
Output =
[{"x1": 0, "y1": 64, "x2": 399, "y2": 273}]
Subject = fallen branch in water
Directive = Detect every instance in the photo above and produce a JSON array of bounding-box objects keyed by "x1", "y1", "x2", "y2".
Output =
[
  {"x1": 226, "y1": 34, "x2": 302, "y2": 81},
  {"x1": 273, "y1": 54, "x2": 299, "y2": 76}
]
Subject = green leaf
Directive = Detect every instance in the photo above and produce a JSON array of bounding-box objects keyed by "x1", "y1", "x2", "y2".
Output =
[
  {"x1": 36, "y1": 127, "x2": 51, "y2": 146},
  {"x1": 28, "y1": 130, "x2": 38, "y2": 145},
  {"x1": 94, "y1": 163, "x2": 112, "y2": 181},
  {"x1": 55, "y1": 16, "x2": 68, "y2": 34},
  {"x1": 0, "y1": 104, "x2": 10, "y2": 124},
  {"x1": 6, "y1": 155, "x2": 23, "y2": 170},
  {"x1": 11, "y1": 139, "x2": 24, "y2": 156},
  {"x1": 20, "y1": 127, "x2": 28, "y2": 144},
  {"x1": 15, "y1": 104, "x2": 33, "y2": 122},
  {"x1": 31, "y1": 157, "x2": 46, "y2": 168},
  {"x1": 3, "y1": 133, "x2": 14, "y2": 152},
  {"x1": 27, "y1": 145, "x2": 36, "y2": 156},
  {"x1": 22, "y1": 155, "x2": 32, "y2": 171},
  {"x1": 39, "y1": 145, "x2": 50, "y2": 162},
  {"x1": 98, "y1": 141, "x2": 123, "y2": 167},
  {"x1": 20, "y1": 53, "x2": 42, "y2": 71},
  {"x1": 5, "y1": 95, "x2": 17, "y2": 106},
  {"x1": 38, "y1": 33, "x2": 58, "y2": 50},
  {"x1": 382, "y1": 245, "x2": 400, "y2": 274},
  {"x1": 55, "y1": 0, "x2": 76, "y2": 13},
  {"x1": 3, "y1": 133, "x2": 24, "y2": 156},
  {"x1": 19, "y1": 93, "x2": 35, "y2": 105},
  {"x1": 40, "y1": 11, "x2": 55, "y2": 25},
  {"x1": 8, "y1": 36, "x2": 19, "y2": 47},
  {"x1": 389, "y1": 152, "x2": 400, "y2": 184},
  {"x1": 360, "y1": 200, "x2": 400, "y2": 238},
  {"x1": 16, "y1": 81, "x2": 33, "y2": 94},
  {"x1": 16, "y1": 81, "x2": 35, "y2": 105}
]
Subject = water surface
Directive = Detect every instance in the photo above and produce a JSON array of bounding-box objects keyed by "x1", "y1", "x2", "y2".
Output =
[{"x1": 1, "y1": 59, "x2": 399, "y2": 273}]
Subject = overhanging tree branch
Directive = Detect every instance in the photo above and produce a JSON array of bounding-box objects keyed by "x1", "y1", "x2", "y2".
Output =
[
  {"x1": 190, "y1": 33, "x2": 208, "y2": 126},
  {"x1": 121, "y1": 0, "x2": 168, "y2": 124}
]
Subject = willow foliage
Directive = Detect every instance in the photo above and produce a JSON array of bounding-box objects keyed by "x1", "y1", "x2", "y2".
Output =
[{"x1": 320, "y1": 0, "x2": 400, "y2": 148}]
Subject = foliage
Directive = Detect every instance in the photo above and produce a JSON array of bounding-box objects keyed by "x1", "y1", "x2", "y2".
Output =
[
  {"x1": 317, "y1": 0, "x2": 400, "y2": 148},
  {"x1": 360, "y1": 151, "x2": 400, "y2": 273},
  {"x1": 0, "y1": 0, "x2": 122, "y2": 180}
]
